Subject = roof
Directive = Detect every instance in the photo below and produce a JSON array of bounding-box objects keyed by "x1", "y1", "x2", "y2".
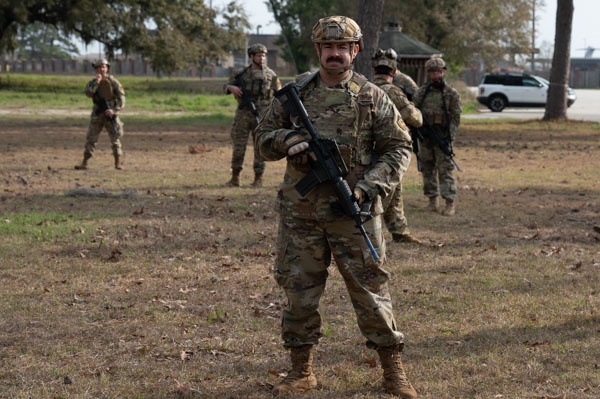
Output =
[{"x1": 378, "y1": 30, "x2": 442, "y2": 59}]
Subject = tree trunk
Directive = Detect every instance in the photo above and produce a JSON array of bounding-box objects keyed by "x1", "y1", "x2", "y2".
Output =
[
  {"x1": 354, "y1": 0, "x2": 385, "y2": 80},
  {"x1": 543, "y1": 0, "x2": 573, "y2": 121}
]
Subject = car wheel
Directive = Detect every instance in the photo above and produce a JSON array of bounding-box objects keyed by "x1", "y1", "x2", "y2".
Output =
[{"x1": 488, "y1": 95, "x2": 507, "y2": 112}]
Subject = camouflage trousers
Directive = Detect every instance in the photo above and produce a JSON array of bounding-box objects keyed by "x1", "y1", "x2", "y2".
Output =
[
  {"x1": 274, "y1": 213, "x2": 404, "y2": 348},
  {"x1": 229, "y1": 108, "x2": 265, "y2": 174},
  {"x1": 83, "y1": 114, "x2": 124, "y2": 157},
  {"x1": 418, "y1": 139, "x2": 457, "y2": 201},
  {"x1": 382, "y1": 181, "x2": 410, "y2": 236}
]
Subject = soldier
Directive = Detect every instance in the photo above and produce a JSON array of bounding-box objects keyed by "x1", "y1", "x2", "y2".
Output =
[
  {"x1": 224, "y1": 43, "x2": 281, "y2": 187},
  {"x1": 372, "y1": 48, "x2": 423, "y2": 244},
  {"x1": 413, "y1": 57, "x2": 461, "y2": 216},
  {"x1": 255, "y1": 16, "x2": 418, "y2": 398},
  {"x1": 75, "y1": 58, "x2": 125, "y2": 170}
]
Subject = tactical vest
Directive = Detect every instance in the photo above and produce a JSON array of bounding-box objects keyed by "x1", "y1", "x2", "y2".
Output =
[
  {"x1": 293, "y1": 71, "x2": 388, "y2": 194},
  {"x1": 237, "y1": 66, "x2": 278, "y2": 105}
]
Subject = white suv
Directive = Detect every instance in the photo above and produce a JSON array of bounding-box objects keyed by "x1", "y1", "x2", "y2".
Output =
[{"x1": 477, "y1": 72, "x2": 577, "y2": 112}]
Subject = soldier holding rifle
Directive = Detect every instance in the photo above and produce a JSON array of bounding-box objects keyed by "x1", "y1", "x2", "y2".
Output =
[
  {"x1": 224, "y1": 43, "x2": 281, "y2": 187},
  {"x1": 255, "y1": 16, "x2": 418, "y2": 399},
  {"x1": 413, "y1": 57, "x2": 462, "y2": 216},
  {"x1": 75, "y1": 58, "x2": 125, "y2": 170}
]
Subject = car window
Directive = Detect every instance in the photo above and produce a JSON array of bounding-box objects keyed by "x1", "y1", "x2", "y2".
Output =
[
  {"x1": 503, "y1": 76, "x2": 522, "y2": 86},
  {"x1": 484, "y1": 75, "x2": 501, "y2": 84},
  {"x1": 522, "y1": 76, "x2": 539, "y2": 87}
]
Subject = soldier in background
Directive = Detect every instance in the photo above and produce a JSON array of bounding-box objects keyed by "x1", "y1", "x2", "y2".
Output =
[
  {"x1": 413, "y1": 57, "x2": 462, "y2": 216},
  {"x1": 75, "y1": 58, "x2": 125, "y2": 170},
  {"x1": 224, "y1": 43, "x2": 281, "y2": 187},
  {"x1": 255, "y1": 16, "x2": 418, "y2": 399},
  {"x1": 372, "y1": 48, "x2": 423, "y2": 244}
]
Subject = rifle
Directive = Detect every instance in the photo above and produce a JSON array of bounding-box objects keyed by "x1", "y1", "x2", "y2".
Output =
[
  {"x1": 93, "y1": 94, "x2": 121, "y2": 137},
  {"x1": 234, "y1": 69, "x2": 260, "y2": 123},
  {"x1": 240, "y1": 90, "x2": 260, "y2": 123},
  {"x1": 415, "y1": 115, "x2": 461, "y2": 171},
  {"x1": 409, "y1": 128, "x2": 423, "y2": 171},
  {"x1": 275, "y1": 83, "x2": 380, "y2": 261}
]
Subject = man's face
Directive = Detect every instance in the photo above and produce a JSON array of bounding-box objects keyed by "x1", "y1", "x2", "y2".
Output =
[
  {"x1": 428, "y1": 68, "x2": 445, "y2": 83},
  {"x1": 251, "y1": 52, "x2": 267, "y2": 66},
  {"x1": 95, "y1": 64, "x2": 109, "y2": 76},
  {"x1": 318, "y1": 42, "x2": 358, "y2": 74}
]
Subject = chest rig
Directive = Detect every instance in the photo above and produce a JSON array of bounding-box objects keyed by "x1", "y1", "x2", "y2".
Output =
[{"x1": 295, "y1": 71, "x2": 374, "y2": 169}]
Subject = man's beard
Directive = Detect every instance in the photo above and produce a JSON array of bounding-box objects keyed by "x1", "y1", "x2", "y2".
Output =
[{"x1": 431, "y1": 79, "x2": 445, "y2": 88}]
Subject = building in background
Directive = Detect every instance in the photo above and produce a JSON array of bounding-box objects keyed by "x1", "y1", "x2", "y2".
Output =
[{"x1": 378, "y1": 17, "x2": 443, "y2": 86}]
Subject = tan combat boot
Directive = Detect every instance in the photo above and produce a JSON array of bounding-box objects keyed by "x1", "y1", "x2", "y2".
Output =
[
  {"x1": 272, "y1": 345, "x2": 317, "y2": 396},
  {"x1": 74, "y1": 152, "x2": 91, "y2": 170},
  {"x1": 114, "y1": 154, "x2": 123, "y2": 170},
  {"x1": 392, "y1": 233, "x2": 422, "y2": 245},
  {"x1": 442, "y1": 199, "x2": 455, "y2": 216},
  {"x1": 226, "y1": 169, "x2": 241, "y2": 187},
  {"x1": 427, "y1": 196, "x2": 438, "y2": 212},
  {"x1": 251, "y1": 173, "x2": 263, "y2": 188},
  {"x1": 377, "y1": 344, "x2": 418, "y2": 398}
]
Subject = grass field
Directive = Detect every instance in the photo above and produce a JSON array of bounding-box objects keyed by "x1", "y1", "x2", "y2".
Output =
[{"x1": 0, "y1": 75, "x2": 599, "y2": 398}]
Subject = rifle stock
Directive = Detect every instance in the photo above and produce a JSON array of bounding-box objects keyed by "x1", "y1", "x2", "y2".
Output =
[{"x1": 275, "y1": 84, "x2": 380, "y2": 261}]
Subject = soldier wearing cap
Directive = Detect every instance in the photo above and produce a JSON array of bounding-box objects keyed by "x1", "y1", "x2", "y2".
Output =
[
  {"x1": 413, "y1": 57, "x2": 462, "y2": 216},
  {"x1": 224, "y1": 43, "x2": 281, "y2": 187},
  {"x1": 372, "y1": 48, "x2": 423, "y2": 244},
  {"x1": 255, "y1": 16, "x2": 418, "y2": 398},
  {"x1": 75, "y1": 58, "x2": 126, "y2": 170}
]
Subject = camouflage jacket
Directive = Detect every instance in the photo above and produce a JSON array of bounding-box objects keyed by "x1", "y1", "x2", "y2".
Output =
[
  {"x1": 255, "y1": 71, "x2": 412, "y2": 221},
  {"x1": 225, "y1": 65, "x2": 281, "y2": 110},
  {"x1": 85, "y1": 75, "x2": 125, "y2": 115},
  {"x1": 392, "y1": 72, "x2": 418, "y2": 101},
  {"x1": 373, "y1": 75, "x2": 422, "y2": 129},
  {"x1": 413, "y1": 81, "x2": 461, "y2": 138}
]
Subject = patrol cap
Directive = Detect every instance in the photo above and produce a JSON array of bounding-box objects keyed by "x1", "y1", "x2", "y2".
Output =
[
  {"x1": 92, "y1": 58, "x2": 110, "y2": 68},
  {"x1": 372, "y1": 48, "x2": 398, "y2": 70},
  {"x1": 248, "y1": 43, "x2": 268, "y2": 56},
  {"x1": 425, "y1": 57, "x2": 446, "y2": 71},
  {"x1": 311, "y1": 16, "x2": 364, "y2": 50}
]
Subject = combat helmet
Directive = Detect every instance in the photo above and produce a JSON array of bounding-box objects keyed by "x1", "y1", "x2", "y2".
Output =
[
  {"x1": 92, "y1": 58, "x2": 110, "y2": 68},
  {"x1": 311, "y1": 16, "x2": 363, "y2": 50},
  {"x1": 372, "y1": 48, "x2": 398, "y2": 70},
  {"x1": 425, "y1": 57, "x2": 446, "y2": 71},
  {"x1": 248, "y1": 43, "x2": 268, "y2": 56}
]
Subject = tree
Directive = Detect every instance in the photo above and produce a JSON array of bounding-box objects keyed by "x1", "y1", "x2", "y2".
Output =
[
  {"x1": 267, "y1": 0, "x2": 346, "y2": 73},
  {"x1": 384, "y1": 0, "x2": 539, "y2": 71},
  {"x1": 15, "y1": 22, "x2": 79, "y2": 60},
  {"x1": 0, "y1": 0, "x2": 250, "y2": 76},
  {"x1": 354, "y1": 0, "x2": 385, "y2": 79},
  {"x1": 543, "y1": 0, "x2": 573, "y2": 121}
]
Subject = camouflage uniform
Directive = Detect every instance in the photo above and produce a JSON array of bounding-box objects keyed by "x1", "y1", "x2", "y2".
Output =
[
  {"x1": 413, "y1": 63, "x2": 461, "y2": 204},
  {"x1": 373, "y1": 75, "x2": 422, "y2": 238},
  {"x1": 225, "y1": 54, "x2": 281, "y2": 182},
  {"x1": 76, "y1": 59, "x2": 125, "y2": 169},
  {"x1": 255, "y1": 70, "x2": 412, "y2": 349},
  {"x1": 393, "y1": 71, "x2": 419, "y2": 101}
]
